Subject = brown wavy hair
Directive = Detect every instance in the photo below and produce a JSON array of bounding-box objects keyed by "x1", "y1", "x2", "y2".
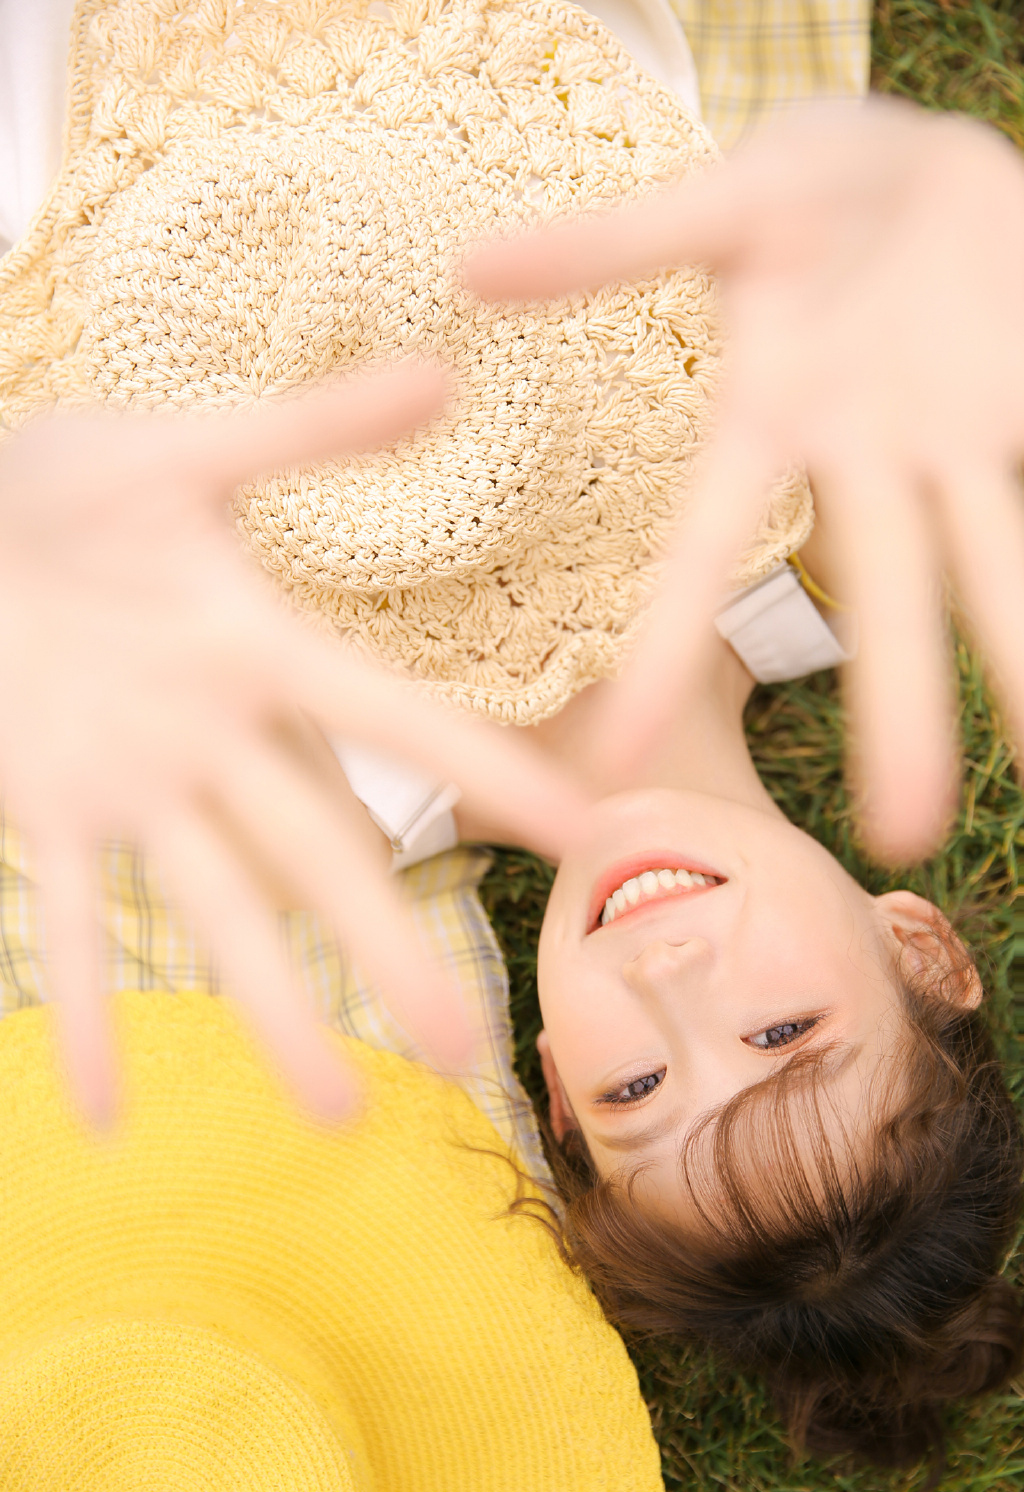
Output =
[{"x1": 544, "y1": 927, "x2": 1024, "y2": 1480}]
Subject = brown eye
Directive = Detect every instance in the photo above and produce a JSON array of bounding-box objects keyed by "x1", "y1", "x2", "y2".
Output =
[
  {"x1": 600, "y1": 1069, "x2": 666, "y2": 1105},
  {"x1": 748, "y1": 1016, "x2": 821, "y2": 1050}
]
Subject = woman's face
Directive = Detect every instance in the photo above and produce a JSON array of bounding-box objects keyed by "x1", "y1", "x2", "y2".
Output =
[{"x1": 537, "y1": 789, "x2": 920, "y2": 1214}]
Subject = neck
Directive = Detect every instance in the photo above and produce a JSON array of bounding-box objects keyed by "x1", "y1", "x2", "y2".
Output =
[
  {"x1": 519, "y1": 635, "x2": 783, "y2": 823},
  {"x1": 454, "y1": 636, "x2": 785, "y2": 849},
  {"x1": 634, "y1": 636, "x2": 782, "y2": 817}
]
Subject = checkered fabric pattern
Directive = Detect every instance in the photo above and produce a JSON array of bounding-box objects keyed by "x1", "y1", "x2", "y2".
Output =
[
  {"x1": 673, "y1": 0, "x2": 871, "y2": 149},
  {"x1": 0, "y1": 810, "x2": 551, "y2": 1188}
]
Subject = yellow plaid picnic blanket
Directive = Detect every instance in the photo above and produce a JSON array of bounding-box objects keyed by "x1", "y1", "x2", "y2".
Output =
[
  {"x1": 0, "y1": 811, "x2": 551, "y2": 1188},
  {"x1": 675, "y1": 0, "x2": 871, "y2": 149}
]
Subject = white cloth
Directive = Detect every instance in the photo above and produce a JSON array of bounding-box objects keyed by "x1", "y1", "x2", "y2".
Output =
[
  {"x1": 582, "y1": 0, "x2": 700, "y2": 116},
  {"x1": 0, "y1": 0, "x2": 699, "y2": 256},
  {"x1": 0, "y1": 0, "x2": 77, "y2": 253},
  {"x1": 331, "y1": 740, "x2": 461, "y2": 871},
  {"x1": 715, "y1": 565, "x2": 855, "y2": 683}
]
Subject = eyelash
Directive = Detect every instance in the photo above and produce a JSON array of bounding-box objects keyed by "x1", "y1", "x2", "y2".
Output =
[
  {"x1": 598, "y1": 1069, "x2": 666, "y2": 1106},
  {"x1": 746, "y1": 1016, "x2": 822, "y2": 1050},
  {"x1": 599, "y1": 1017, "x2": 823, "y2": 1105}
]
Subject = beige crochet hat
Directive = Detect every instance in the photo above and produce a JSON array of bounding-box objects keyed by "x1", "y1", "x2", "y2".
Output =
[{"x1": 0, "y1": 0, "x2": 811, "y2": 723}]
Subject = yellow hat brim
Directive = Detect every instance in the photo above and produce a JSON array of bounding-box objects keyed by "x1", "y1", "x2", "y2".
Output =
[{"x1": 0, "y1": 990, "x2": 662, "y2": 1492}]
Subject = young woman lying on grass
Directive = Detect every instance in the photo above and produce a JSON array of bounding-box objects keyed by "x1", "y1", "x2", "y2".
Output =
[
  {"x1": 7, "y1": 2, "x2": 1021, "y2": 1477},
  {"x1": 455, "y1": 525, "x2": 1024, "y2": 1474}
]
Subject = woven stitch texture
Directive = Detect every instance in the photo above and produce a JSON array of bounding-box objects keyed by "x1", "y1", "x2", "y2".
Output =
[{"x1": 0, "y1": 0, "x2": 813, "y2": 723}]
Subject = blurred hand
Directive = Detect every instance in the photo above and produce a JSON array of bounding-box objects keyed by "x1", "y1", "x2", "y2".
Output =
[
  {"x1": 467, "y1": 99, "x2": 1024, "y2": 862},
  {"x1": 0, "y1": 365, "x2": 587, "y2": 1126}
]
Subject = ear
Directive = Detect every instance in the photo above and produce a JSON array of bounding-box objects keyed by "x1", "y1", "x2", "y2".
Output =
[
  {"x1": 536, "y1": 1031, "x2": 580, "y2": 1142},
  {"x1": 874, "y1": 890, "x2": 982, "y2": 1010}
]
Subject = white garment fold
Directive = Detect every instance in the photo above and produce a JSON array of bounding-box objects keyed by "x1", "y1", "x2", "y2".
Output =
[{"x1": 0, "y1": 0, "x2": 77, "y2": 253}]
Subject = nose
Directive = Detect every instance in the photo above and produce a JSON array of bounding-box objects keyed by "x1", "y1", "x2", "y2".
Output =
[{"x1": 622, "y1": 937, "x2": 712, "y2": 996}]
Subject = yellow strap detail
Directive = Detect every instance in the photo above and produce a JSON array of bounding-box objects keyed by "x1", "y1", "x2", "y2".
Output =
[{"x1": 788, "y1": 553, "x2": 851, "y2": 613}]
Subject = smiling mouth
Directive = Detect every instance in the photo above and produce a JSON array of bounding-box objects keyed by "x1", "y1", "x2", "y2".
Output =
[{"x1": 587, "y1": 852, "x2": 727, "y2": 933}]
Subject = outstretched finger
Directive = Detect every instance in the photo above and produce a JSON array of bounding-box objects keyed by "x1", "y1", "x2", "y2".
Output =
[
  {"x1": 209, "y1": 736, "x2": 476, "y2": 1075},
  {"x1": 173, "y1": 360, "x2": 450, "y2": 501},
  {"x1": 822, "y1": 464, "x2": 956, "y2": 862},
  {"x1": 464, "y1": 98, "x2": 921, "y2": 307},
  {"x1": 33, "y1": 830, "x2": 114, "y2": 1130},
  {"x1": 464, "y1": 169, "x2": 742, "y2": 303},
  {"x1": 153, "y1": 808, "x2": 360, "y2": 1122},
  {"x1": 289, "y1": 642, "x2": 592, "y2": 861},
  {"x1": 590, "y1": 427, "x2": 781, "y2": 786},
  {"x1": 936, "y1": 463, "x2": 1024, "y2": 761}
]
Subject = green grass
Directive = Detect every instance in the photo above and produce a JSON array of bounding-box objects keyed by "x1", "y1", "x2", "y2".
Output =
[
  {"x1": 480, "y1": 9, "x2": 1024, "y2": 1486},
  {"x1": 872, "y1": 0, "x2": 1024, "y2": 148}
]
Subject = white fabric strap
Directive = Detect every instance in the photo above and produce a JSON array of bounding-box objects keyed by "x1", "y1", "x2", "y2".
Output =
[
  {"x1": 331, "y1": 740, "x2": 460, "y2": 871},
  {"x1": 715, "y1": 564, "x2": 855, "y2": 683}
]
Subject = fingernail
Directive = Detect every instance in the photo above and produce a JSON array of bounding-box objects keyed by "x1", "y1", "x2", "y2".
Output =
[
  {"x1": 307, "y1": 1073, "x2": 361, "y2": 1126},
  {"x1": 80, "y1": 1085, "x2": 119, "y2": 1140}
]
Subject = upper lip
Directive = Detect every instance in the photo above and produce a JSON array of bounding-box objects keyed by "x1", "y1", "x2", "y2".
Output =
[{"x1": 586, "y1": 850, "x2": 727, "y2": 933}]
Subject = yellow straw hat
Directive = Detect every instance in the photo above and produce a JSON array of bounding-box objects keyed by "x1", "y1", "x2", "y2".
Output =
[
  {"x1": 0, "y1": 988, "x2": 662, "y2": 1491},
  {"x1": 0, "y1": 0, "x2": 811, "y2": 722}
]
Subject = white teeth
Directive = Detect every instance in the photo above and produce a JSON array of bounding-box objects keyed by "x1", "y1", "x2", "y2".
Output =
[{"x1": 597, "y1": 866, "x2": 721, "y2": 927}]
